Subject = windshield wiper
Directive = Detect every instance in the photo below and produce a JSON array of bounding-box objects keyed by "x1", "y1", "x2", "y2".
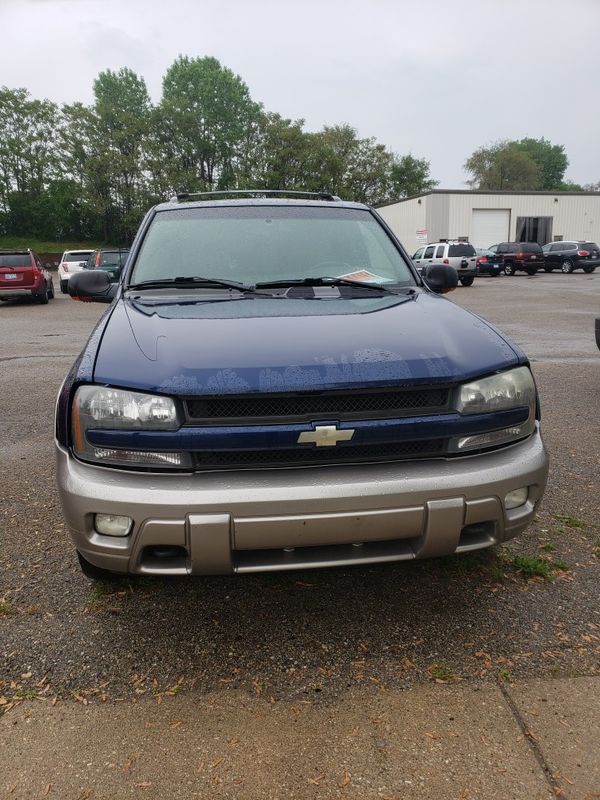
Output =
[
  {"x1": 254, "y1": 276, "x2": 412, "y2": 295},
  {"x1": 128, "y1": 276, "x2": 255, "y2": 292}
]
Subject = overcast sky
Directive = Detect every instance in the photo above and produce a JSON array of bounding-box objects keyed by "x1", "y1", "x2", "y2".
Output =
[{"x1": 1, "y1": 0, "x2": 599, "y2": 189}]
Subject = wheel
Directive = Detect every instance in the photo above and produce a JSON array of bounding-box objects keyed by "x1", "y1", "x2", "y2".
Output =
[
  {"x1": 583, "y1": 266, "x2": 595, "y2": 274},
  {"x1": 490, "y1": 269, "x2": 501, "y2": 277},
  {"x1": 525, "y1": 268, "x2": 537, "y2": 276},
  {"x1": 60, "y1": 279, "x2": 68, "y2": 293},
  {"x1": 77, "y1": 550, "x2": 127, "y2": 582},
  {"x1": 561, "y1": 260, "x2": 573, "y2": 274},
  {"x1": 504, "y1": 263, "x2": 515, "y2": 275},
  {"x1": 544, "y1": 267, "x2": 553, "y2": 273},
  {"x1": 48, "y1": 281, "x2": 55, "y2": 299},
  {"x1": 34, "y1": 288, "x2": 49, "y2": 304},
  {"x1": 459, "y1": 276, "x2": 474, "y2": 286}
]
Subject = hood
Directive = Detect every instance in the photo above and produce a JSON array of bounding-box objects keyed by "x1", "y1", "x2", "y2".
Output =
[{"x1": 92, "y1": 291, "x2": 523, "y2": 395}]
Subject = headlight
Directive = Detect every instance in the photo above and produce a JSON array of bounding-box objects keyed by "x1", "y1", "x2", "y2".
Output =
[
  {"x1": 71, "y1": 386, "x2": 189, "y2": 468},
  {"x1": 450, "y1": 367, "x2": 537, "y2": 453},
  {"x1": 456, "y1": 367, "x2": 536, "y2": 416}
]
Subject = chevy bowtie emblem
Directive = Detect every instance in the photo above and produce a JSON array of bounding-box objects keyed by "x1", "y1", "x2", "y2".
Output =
[{"x1": 297, "y1": 425, "x2": 355, "y2": 447}]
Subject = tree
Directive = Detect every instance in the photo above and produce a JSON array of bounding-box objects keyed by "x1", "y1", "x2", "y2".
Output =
[
  {"x1": 91, "y1": 68, "x2": 153, "y2": 240},
  {"x1": 238, "y1": 112, "x2": 311, "y2": 190},
  {"x1": 465, "y1": 140, "x2": 540, "y2": 190},
  {"x1": 159, "y1": 56, "x2": 261, "y2": 192},
  {"x1": 512, "y1": 137, "x2": 568, "y2": 190},
  {"x1": 0, "y1": 87, "x2": 59, "y2": 231},
  {"x1": 296, "y1": 124, "x2": 435, "y2": 205},
  {"x1": 389, "y1": 154, "x2": 437, "y2": 199},
  {"x1": 464, "y1": 138, "x2": 571, "y2": 191}
]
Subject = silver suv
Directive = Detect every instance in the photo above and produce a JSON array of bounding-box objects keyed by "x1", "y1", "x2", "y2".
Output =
[{"x1": 412, "y1": 240, "x2": 478, "y2": 286}]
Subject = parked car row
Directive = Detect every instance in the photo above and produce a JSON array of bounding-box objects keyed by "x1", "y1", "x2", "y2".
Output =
[
  {"x1": 0, "y1": 247, "x2": 131, "y2": 306},
  {"x1": 412, "y1": 240, "x2": 599, "y2": 282}
]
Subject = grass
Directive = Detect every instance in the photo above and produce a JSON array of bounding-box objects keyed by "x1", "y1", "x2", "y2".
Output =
[
  {"x1": 554, "y1": 514, "x2": 585, "y2": 529},
  {"x1": 507, "y1": 553, "x2": 569, "y2": 579},
  {"x1": 88, "y1": 583, "x2": 116, "y2": 602},
  {"x1": 0, "y1": 599, "x2": 12, "y2": 616},
  {"x1": 497, "y1": 667, "x2": 513, "y2": 683},
  {"x1": 14, "y1": 689, "x2": 38, "y2": 699},
  {"x1": 0, "y1": 236, "x2": 108, "y2": 254},
  {"x1": 428, "y1": 662, "x2": 456, "y2": 682}
]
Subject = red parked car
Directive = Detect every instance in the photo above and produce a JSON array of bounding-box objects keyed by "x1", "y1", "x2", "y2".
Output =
[{"x1": 0, "y1": 250, "x2": 55, "y2": 304}]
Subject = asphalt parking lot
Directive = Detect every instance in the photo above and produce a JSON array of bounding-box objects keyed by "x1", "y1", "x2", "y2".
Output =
[{"x1": 1, "y1": 272, "x2": 599, "y2": 797}]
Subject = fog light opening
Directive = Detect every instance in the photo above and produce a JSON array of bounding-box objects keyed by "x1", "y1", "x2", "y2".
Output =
[
  {"x1": 505, "y1": 487, "x2": 529, "y2": 510},
  {"x1": 94, "y1": 513, "x2": 132, "y2": 537}
]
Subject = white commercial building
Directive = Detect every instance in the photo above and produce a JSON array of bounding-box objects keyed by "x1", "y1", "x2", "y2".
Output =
[{"x1": 377, "y1": 190, "x2": 600, "y2": 253}]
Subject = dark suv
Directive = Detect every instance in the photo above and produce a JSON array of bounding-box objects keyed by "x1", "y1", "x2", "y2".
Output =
[
  {"x1": 490, "y1": 243, "x2": 544, "y2": 275},
  {"x1": 0, "y1": 250, "x2": 54, "y2": 304},
  {"x1": 85, "y1": 249, "x2": 130, "y2": 282},
  {"x1": 57, "y1": 190, "x2": 548, "y2": 580},
  {"x1": 541, "y1": 241, "x2": 599, "y2": 273}
]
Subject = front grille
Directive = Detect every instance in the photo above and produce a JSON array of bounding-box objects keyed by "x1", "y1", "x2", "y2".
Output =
[
  {"x1": 192, "y1": 439, "x2": 445, "y2": 470},
  {"x1": 185, "y1": 387, "x2": 450, "y2": 423}
]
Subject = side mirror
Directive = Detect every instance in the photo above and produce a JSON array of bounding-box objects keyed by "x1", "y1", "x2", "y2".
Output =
[
  {"x1": 68, "y1": 270, "x2": 118, "y2": 303},
  {"x1": 422, "y1": 264, "x2": 458, "y2": 294}
]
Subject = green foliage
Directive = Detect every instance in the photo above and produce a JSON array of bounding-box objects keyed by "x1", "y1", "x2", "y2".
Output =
[
  {"x1": 428, "y1": 661, "x2": 455, "y2": 681},
  {"x1": 465, "y1": 140, "x2": 540, "y2": 190},
  {"x1": 159, "y1": 56, "x2": 262, "y2": 192},
  {"x1": 464, "y1": 137, "x2": 572, "y2": 192},
  {"x1": 390, "y1": 154, "x2": 438, "y2": 198},
  {"x1": 506, "y1": 553, "x2": 569, "y2": 579},
  {"x1": 554, "y1": 514, "x2": 585, "y2": 528},
  {"x1": 512, "y1": 137, "x2": 568, "y2": 190},
  {"x1": 0, "y1": 599, "x2": 12, "y2": 616},
  {"x1": 0, "y1": 57, "x2": 437, "y2": 241}
]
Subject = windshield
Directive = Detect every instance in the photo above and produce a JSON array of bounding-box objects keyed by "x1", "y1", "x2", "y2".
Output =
[{"x1": 130, "y1": 206, "x2": 416, "y2": 287}]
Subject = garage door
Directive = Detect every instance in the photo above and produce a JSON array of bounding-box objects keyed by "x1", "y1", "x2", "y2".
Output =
[{"x1": 471, "y1": 209, "x2": 510, "y2": 248}]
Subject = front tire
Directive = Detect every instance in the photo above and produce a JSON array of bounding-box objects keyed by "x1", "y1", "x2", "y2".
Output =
[
  {"x1": 561, "y1": 260, "x2": 574, "y2": 274},
  {"x1": 526, "y1": 268, "x2": 537, "y2": 276},
  {"x1": 583, "y1": 266, "x2": 595, "y2": 274},
  {"x1": 504, "y1": 263, "x2": 515, "y2": 275},
  {"x1": 459, "y1": 276, "x2": 474, "y2": 286},
  {"x1": 48, "y1": 281, "x2": 54, "y2": 299},
  {"x1": 60, "y1": 279, "x2": 68, "y2": 293},
  {"x1": 544, "y1": 267, "x2": 553, "y2": 273}
]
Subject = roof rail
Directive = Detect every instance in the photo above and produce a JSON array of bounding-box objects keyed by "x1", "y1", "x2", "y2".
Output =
[{"x1": 168, "y1": 189, "x2": 341, "y2": 203}]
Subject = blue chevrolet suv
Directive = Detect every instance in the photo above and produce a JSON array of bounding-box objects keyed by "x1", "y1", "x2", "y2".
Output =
[{"x1": 56, "y1": 191, "x2": 548, "y2": 579}]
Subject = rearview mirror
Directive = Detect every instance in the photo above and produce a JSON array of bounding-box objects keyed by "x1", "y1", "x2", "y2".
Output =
[
  {"x1": 422, "y1": 265, "x2": 458, "y2": 294},
  {"x1": 68, "y1": 270, "x2": 118, "y2": 303}
]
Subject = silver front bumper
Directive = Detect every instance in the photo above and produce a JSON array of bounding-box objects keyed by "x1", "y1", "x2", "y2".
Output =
[{"x1": 56, "y1": 428, "x2": 548, "y2": 575}]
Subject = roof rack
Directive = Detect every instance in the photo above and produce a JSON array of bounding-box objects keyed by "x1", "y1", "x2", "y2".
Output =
[{"x1": 169, "y1": 189, "x2": 341, "y2": 203}]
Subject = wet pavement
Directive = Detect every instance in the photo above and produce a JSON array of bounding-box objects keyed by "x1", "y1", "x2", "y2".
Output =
[{"x1": 1, "y1": 273, "x2": 599, "y2": 706}]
